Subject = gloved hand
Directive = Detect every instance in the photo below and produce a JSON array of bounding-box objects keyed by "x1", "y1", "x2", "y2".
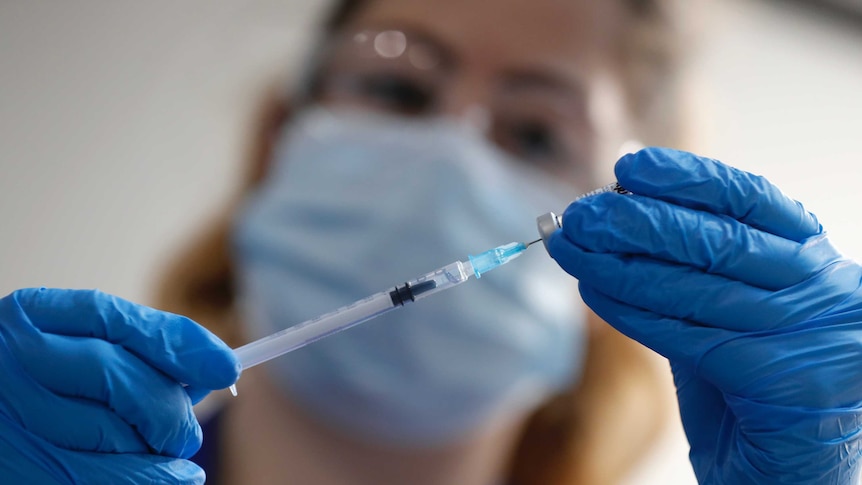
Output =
[
  {"x1": 548, "y1": 148, "x2": 862, "y2": 484},
  {"x1": 0, "y1": 288, "x2": 240, "y2": 484}
]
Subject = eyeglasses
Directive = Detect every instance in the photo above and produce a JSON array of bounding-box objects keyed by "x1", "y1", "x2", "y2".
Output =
[{"x1": 304, "y1": 28, "x2": 598, "y2": 183}]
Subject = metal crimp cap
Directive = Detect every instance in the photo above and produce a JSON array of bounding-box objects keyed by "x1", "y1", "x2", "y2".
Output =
[{"x1": 536, "y1": 212, "x2": 563, "y2": 253}]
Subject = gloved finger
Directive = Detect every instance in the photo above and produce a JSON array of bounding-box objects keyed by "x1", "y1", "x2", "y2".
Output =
[
  {"x1": 185, "y1": 386, "x2": 213, "y2": 405},
  {"x1": 0, "y1": 412, "x2": 205, "y2": 485},
  {"x1": 7, "y1": 288, "x2": 240, "y2": 391},
  {"x1": 615, "y1": 148, "x2": 821, "y2": 242},
  {"x1": 11, "y1": 331, "x2": 201, "y2": 458},
  {"x1": 577, "y1": 283, "x2": 734, "y2": 365},
  {"x1": 0, "y1": 339, "x2": 148, "y2": 454},
  {"x1": 552, "y1": 233, "x2": 770, "y2": 330},
  {"x1": 696, "y1": 308, "x2": 862, "y2": 407},
  {"x1": 549, "y1": 233, "x2": 843, "y2": 330},
  {"x1": 560, "y1": 192, "x2": 841, "y2": 290},
  {"x1": 71, "y1": 451, "x2": 205, "y2": 485},
  {"x1": 669, "y1": 360, "x2": 728, "y2": 482}
]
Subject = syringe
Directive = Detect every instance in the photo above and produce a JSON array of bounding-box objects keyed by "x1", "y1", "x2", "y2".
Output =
[{"x1": 229, "y1": 240, "x2": 538, "y2": 395}]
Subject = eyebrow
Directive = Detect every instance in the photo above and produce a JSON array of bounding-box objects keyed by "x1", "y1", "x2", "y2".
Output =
[
  {"x1": 400, "y1": 25, "x2": 587, "y2": 97},
  {"x1": 500, "y1": 68, "x2": 589, "y2": 100}
]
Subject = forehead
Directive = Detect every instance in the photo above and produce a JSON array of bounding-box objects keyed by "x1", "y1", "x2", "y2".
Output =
[{"x1": 343, "y1": 0, "x2": 626, "y2": 77}]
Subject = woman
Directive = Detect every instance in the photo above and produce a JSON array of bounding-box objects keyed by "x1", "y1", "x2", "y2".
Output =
[
  {"x1": 4, "y1": 1, "x2": 862, "y2": 483},
  {"x1": 157, "y1": 0, "x2": 684, "y2": 483}
]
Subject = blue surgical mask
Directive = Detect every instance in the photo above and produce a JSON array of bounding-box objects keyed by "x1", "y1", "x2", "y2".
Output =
[{"x1": 232, "y1": 107, "x2": 586, "y2": 446}]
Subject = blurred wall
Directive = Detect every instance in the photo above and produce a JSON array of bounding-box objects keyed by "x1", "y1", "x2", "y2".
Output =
[
  {"x1": 1, "y1": 1, "x2": 861, "y2": 484},
  {"x1": 696, "y1": 0, "x2": 862, "y2": 261},
  {"x1": 0, "y1": 0, "x2": 328, "y2": 301}
]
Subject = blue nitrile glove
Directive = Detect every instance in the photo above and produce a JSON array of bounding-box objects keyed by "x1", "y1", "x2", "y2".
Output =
[
  {"x1": 548, "y1": 148, "x2": 862, "y2": 484},
  {"x1": 0, "y1": 288, "x2": 241, "y2": 484}
]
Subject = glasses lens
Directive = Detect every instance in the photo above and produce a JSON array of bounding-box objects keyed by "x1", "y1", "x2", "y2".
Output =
[
  {"x1": 312, "y1": 30, "x2": 447, "y2": 117},
  {"x1": 310, "y1": 29, "x2": 595, "y2": 182}
]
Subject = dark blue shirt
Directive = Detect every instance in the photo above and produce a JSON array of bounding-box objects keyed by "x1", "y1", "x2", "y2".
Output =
[{"x1": 191, "y1": 410, "x2": 223, "y2": 484}]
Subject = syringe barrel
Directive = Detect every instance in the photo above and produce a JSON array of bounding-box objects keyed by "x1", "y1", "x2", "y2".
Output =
[
  {"x1": 233, "y1": 261, "x2": 474, "y2": 371},
  {"x1": 232, "y1": 249, "x2": 531, "y2": 372},
  {"x1": 235, "y1": 291, "x2": 396, "y2": 370}
]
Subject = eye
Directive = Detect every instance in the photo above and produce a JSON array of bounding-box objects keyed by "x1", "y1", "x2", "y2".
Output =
[
  {"x1": 355, "y1": 73, "x2": 434, "y2": 116},
  {"x1": 494, "y1": 119, "x2": 563, "y2": 164}
]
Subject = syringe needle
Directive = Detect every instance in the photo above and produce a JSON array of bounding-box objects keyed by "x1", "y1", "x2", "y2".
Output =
[{"x1": 525, "y1": 238, "x2": 543, "y2": 248}]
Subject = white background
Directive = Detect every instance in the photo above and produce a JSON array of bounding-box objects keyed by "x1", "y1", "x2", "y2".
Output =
[{"x1": 1, "y1": 1, "x2": 861, "y2": 483}]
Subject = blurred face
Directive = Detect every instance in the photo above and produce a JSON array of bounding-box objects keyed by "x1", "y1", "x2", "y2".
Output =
[
  {"x1": 236, "y1": 0, "x2": 638, "y2": 446},
  {"x1": 310, "y1": 0, "x2": 634, "y2": 187}
]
